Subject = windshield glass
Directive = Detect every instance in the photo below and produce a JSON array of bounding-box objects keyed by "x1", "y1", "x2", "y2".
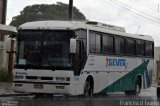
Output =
[{"x1": 15, "y1": 30, "x2": 74, "y2": 69}]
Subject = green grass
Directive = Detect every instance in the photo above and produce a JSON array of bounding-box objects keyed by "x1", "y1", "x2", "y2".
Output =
[{"x1": 0, "y1": 68, "x2": 13, "y2": 82}]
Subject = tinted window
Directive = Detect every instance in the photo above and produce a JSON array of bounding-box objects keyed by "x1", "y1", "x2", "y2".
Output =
[
  {"x1": 145, "y1": 42, "x2": 153, "y2": 57},
  {"x1": 75, "y1": 29, "x2": 87, "y2": 39},
  {"x1": 89, "y1": 31, "x2": 96, "y2": 52},
  {"x1": 102, "y1": 35, "x2": 114, "y2": 53},
  {"x1": 126, "y1": 38, "x2": 135, "y2": 55},
  {"x1": 0, "y1": 36, "x2": 4, "y2": 41},
  {"x1": 136, "y1": 40, "x2": 145, "y2": 56},
  {"x1": 89, "y1": 31, "x2": 101, "y2": 53},
  {"x1": 95, "y1": 34, "x2": 101, "y2": 52},
  {"x1": 75, "y1": 29, "x2": 87, "y2": 57},
  {"x1": 115, "y1": 37, "x2": 125, "y2": 54},
  {"x1": 17, "y1": 30, "x2": 74, "y2": 68}
]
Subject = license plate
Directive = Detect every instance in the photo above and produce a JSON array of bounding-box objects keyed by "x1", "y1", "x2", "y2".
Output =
[{"x1": 34, "y1": 83, "x2": 43, "y2": 89}]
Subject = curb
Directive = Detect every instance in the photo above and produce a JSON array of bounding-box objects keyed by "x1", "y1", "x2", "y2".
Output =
[{"x1": 0, "y1": 93, "x2": 34, "y2": 97}]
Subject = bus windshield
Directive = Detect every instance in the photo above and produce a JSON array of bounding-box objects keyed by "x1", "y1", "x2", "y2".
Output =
[{"x1": 15, "y1": 30, "x2": 74, "y2": 70}]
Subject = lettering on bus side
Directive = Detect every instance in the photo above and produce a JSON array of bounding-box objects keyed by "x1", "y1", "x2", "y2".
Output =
[
  {"x1": 106, "y1": 58, "x2": 126, "y2": 67},
  {"x1": 16, "y1": 72, "x2": 27, "y2": 76}
]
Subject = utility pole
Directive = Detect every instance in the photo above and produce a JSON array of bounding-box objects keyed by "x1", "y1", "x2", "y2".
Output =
[
  {"x1": 0, "y1": 0, "x2": 7, "y2": 24},
  {"x1": 136, "y1": 26, "x2": 140, "y2": 34},
  {"x1": 69, "y1": 0, "x2": 73, "y2": 20}
]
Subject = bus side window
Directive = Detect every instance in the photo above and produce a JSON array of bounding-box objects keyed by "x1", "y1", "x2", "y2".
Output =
[
  {"x1": 89, "y1": 31, "x2": 101, "y2": 53},
  {"x1": 145, "y1": 41, "x2": 153, "y2": 57},
  {"x1": 136, "y1": 40, "x2": 145, "y2": 56},
  {"x1": 115, "y1": 37, "x2": 125, "y2": 55},
  {"x1": 126, "y1": 38, "x2": 136, "y2": 56},
  {"x1": 75, "y1": 29, "x2": 87, "y2": 69},
  {"x1": 74, "y1": 41, "x2": 80, "y2": 75},
  {"x1": 102, "y1": 34, "x2": 114, "y2": 54},
  {"x1": 74, "y1": 40, "x2": 84, "y2": 75},
  {"x1": 89, "y1": 31, "x2": 96, "y2": 52},
  {"x1": 95, "y1": 34, "x2": 101, "y2": 53}
]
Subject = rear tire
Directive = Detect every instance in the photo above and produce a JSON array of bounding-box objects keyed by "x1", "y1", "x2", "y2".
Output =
[
  {"x1": 135, "y1": 82, "x2": 141, "y2": 95},
  {"x1": 125, "y1": 79, "x2": 141, "y2": 96}
]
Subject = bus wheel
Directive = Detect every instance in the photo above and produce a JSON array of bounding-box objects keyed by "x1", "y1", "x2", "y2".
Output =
[
  {"x1": 135, "y1": 82, "x2": 141, "y2": 95},
  {"x1": 131, "y1": 80, "x2": 141, "y2": 95},
  {"x1": 125, "y1": 80, "x2": 141, "y2": 96},
  {"x1": 157, "y1": 87, "x2": 160, "y2": 98},
  {"x1": 84, "y1": 80, "x2": 93, "y2": 97}
]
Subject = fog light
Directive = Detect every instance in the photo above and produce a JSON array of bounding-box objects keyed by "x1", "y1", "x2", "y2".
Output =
[{"x1": 15, "y1": 84, "x2": 23, "y2": 87}]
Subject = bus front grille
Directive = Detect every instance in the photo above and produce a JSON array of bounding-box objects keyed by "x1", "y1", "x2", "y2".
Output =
[{"x1": 26, "y1": 76, "x2": 53, "y2": 80}]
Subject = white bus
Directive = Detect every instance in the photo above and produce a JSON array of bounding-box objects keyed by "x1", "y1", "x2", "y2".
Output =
[{"x1": 13, "y1": 21, "x2": 154, "y2": 96}]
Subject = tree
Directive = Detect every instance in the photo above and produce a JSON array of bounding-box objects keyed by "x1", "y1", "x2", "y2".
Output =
[{"x1": 10, "y1": 2, "x2": 86, "y2": 27}]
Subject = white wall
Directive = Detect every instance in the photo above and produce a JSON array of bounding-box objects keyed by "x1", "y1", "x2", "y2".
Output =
[{"x1": 0, "y1": 35, "x2": 9, "y2": 69}]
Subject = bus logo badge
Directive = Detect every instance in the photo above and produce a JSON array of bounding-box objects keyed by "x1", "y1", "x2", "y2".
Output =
[{"x1": 106, "y1": 58, "x2": 127, "y2": 69}]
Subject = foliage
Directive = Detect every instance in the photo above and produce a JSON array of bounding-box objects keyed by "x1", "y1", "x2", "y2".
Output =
[
  {"x1": 10, "y1": 2, "x2": 86, "y2": 27},
  {"x1": 0, "y1": 68, "x2": 13, "y2": 82}
]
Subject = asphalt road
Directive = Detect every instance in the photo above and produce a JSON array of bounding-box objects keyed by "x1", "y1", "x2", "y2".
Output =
[{"x1": 0, "y1": 86, "x2": 159, "y2": 106}]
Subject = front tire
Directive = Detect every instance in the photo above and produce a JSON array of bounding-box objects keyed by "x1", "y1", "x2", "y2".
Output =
[
  {"x1": 84, "y1": 80, "x2": 93, "y2": 97},
  {"x1": 157, "y1": 87, "x2": 160, "y2": 98}
]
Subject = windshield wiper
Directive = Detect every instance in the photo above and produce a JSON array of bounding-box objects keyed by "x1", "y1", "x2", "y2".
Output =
[
  {"x1": 24, "y1": 64, "x2": 32, "y2": 70},
  {"x1": 46, "y1": 64, "x2": 56, "y2": 71}
]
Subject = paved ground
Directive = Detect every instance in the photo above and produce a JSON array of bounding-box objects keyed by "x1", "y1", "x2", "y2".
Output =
[
  {"x1": 0, "y1": 82, "x2": 14, "y2": 95},
  {"x1": 0, "y1": 82, "x2": 159, "y2": 106}
]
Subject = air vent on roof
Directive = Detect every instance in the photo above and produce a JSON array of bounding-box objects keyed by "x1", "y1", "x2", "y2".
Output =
[
  {"x1": 86, "y1": 21, "x2": 126, "y2": 32},
  {"x1": 86, "y1": 21, "x2": 98, "y2": 25}
]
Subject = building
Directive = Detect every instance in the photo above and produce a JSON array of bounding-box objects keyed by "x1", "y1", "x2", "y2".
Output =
[
  {"x1": 0, "y1": 25, "x2": 16, "y2": 69},
  {"x1": 0, "y1": 0, "x2": 17, "y2": 70}
]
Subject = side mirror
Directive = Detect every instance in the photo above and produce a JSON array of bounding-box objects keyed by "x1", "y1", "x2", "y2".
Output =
[{"x1": 70, "y1": 38, "x2": 76, "y2": 53}]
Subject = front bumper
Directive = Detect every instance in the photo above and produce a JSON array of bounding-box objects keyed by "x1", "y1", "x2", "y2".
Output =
[{"x1": 13, "y1": 81, "x2": 70, "y2": 94}]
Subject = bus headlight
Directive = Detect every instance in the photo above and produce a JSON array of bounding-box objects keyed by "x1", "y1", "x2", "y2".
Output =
[
  {"x1": 15, "y1": 84, "x2": 23, "y2": 87},
  {"x1": 56, "y1": 77, "x2": 65, "y2": 81},
  {"x1": 55, "y1": 77, "x2": 70, "y2": 81}
]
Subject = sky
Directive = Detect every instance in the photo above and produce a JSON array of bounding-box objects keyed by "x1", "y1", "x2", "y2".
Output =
[{"x1": 7, "y1": 0, "x2": 160, "y2": 46}]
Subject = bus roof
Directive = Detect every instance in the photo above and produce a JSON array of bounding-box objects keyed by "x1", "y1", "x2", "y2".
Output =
[{"x1": 19, "y1": 20, "x2": 153, "y2": 41}]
